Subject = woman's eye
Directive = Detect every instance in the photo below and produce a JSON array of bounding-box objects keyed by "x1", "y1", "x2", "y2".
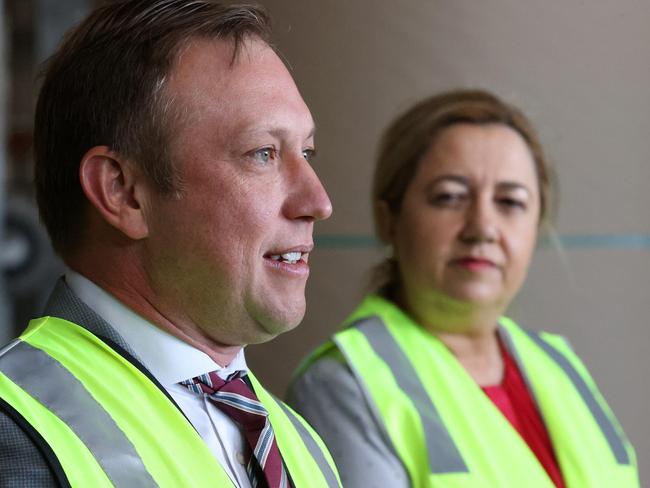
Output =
[
  {"x1": 497, "y1": 197, "x2": 526, "y2": 210},
  {"x1": 430, "y1": 192, "x2": 467, "y2": 207},
  {"x1": 302, "y1": 148, "x2": 316, "y2": 162},
  {"x1": 252, "y1": 147, "x2": 277, "y2": 164}
]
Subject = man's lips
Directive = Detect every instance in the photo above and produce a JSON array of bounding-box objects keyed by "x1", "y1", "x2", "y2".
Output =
[
  {"x1": 263, "y1": 244, "x2": 313, "y2": 276},
  {"x1": 263, "y1": 244, "x2": 313, "y2": 263}
]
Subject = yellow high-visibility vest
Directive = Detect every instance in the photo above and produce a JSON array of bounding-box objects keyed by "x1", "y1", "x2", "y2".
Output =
[
  {"x1": 0, "y1": 316, "x2": 341, "y2": 487},
  {"x1": 298, "y1": 295, "x2": 638, "y2": 487}
]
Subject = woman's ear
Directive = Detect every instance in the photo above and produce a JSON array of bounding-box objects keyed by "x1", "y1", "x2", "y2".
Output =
[
  {"x1": 79, "y1": 146, "x2": 149, "y2": 240},
  {"x1": 375, "y1": 200, "x2": 396, "y2": 245}
]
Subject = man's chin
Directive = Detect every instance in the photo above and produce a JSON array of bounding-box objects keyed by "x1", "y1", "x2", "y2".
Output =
[
  {"x1": 248, "y1": 305, "x2": 306, "y2": 344},
  {"x1": 242, "y1": 290, "x2": 306, "y2": 340}
]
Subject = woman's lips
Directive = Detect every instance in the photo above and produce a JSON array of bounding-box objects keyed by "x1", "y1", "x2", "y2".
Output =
[{"x1": 453, "y1": 257, "x2": 497, "y2": 271}]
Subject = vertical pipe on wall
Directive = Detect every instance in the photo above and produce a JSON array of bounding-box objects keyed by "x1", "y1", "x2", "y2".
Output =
[
  {"x1": 0, "y1": 0, "x2": 11, "y2": 343},
  {"x1": 0, "y1": 0, "x2": 89, "y2": 340}
]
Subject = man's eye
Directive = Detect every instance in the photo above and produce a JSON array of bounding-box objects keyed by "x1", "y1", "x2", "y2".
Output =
[
  {"x1": 252, "y1": 147, "x2": 277, "y2": 164},
  {"x1": 302, "y1": 148, "x2": 316, "y2": 162}
]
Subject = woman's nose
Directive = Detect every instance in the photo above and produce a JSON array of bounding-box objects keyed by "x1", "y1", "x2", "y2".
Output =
[{"x1": 459, "y1": 200, "x2": 498, "y2": 244}]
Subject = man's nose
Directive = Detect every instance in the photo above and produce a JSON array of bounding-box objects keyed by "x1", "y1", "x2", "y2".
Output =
[{"x1": 283, "y1": 155, "x2": 333, "y2": 222}]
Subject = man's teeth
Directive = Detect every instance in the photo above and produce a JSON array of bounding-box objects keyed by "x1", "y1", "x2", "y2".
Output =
[{"x1": 269, "y1": 252, "x2": 302, "y2": 264}]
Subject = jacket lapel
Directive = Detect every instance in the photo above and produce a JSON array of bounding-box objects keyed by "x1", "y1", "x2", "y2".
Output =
[{"x1": 42, "y1": 277, "x2": 140, "y2": 361}]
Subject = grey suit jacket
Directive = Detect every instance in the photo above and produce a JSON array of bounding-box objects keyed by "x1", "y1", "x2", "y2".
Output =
[
  {"x1": 287, "y1": 352, "x2": 410, "y2": 488},
  {"x1": 0, "y1": 278, "x2": 143, "y2": 487}
]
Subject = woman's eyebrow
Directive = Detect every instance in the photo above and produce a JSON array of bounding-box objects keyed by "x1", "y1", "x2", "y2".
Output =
[
  {"x1": 496, "y1": 181, "x2": 532, "y2": 195},
  {"x1": 426, "y1": 174, "x2": 470, "y2": 189}
]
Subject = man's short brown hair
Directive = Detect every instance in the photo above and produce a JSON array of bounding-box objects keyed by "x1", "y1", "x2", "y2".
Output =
[{"x1": 34, "y1": 0, "x2": 272, "y2": 256}]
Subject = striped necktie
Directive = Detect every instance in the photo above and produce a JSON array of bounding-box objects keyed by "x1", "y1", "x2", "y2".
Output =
[{"x1": 180, "y1": 372, "x2": 289, "y2": 488}]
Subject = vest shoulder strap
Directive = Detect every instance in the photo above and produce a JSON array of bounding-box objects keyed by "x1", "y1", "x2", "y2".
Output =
[
  {"x1": 1, "y1": 318, "x2": 236, "y2": 487},
  {"x1": 248, "y1": 371, "x2": 342, "y2": 488}
]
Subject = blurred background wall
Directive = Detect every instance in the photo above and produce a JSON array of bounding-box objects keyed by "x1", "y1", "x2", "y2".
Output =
[
  {"x1": 243, "y1": 0, "x2": 650, "y2": 478},
  {"x1": 0, "y1": 0, "x2": 648, "y2": 479}
]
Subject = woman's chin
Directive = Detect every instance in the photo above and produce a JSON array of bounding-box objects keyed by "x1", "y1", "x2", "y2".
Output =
[{"x1": 441, "y1": 285, "x2": 511, "y2": 310}]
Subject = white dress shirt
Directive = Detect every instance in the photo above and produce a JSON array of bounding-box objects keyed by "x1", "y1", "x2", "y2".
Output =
[{"x1": 66, "y1": 270, "x2": 253, "y2": 488}]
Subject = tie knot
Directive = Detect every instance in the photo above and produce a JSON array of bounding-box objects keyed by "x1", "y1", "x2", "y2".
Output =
[
  {"x1": 180, "y1": 370, "x2": 242, "y2": 394},
  {"x1": 180, "y1": 371, "x2": 269, "y2": 418},
  {"x1": 178, "y1": 371, "x2": 287, "y2": 487}
]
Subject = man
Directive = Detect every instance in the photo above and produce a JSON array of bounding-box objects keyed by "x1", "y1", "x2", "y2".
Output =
[{"x1": 0, "y1": 1, "x2": 339, "y2": 486}]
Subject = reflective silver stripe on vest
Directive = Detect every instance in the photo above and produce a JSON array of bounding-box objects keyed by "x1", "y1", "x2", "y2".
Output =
[
  {"x1": 523, "y1": 329, "x2": 630, "y2": 465},
  {"x1": 0, "y1": 340, "x2": 158, "y2": 486},
  {"x1": 498, "y1": 326, "x2": 542, "y2": 411},
  {"x1": 275, "y1": 398, "x2": 340, "y2": 488},
  {"x1": 347, "y1": 317, "x2": 468, "y2": 474}
]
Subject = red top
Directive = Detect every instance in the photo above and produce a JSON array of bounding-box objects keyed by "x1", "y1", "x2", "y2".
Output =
[{"x1": 481, "y1": 342, "x2": 566, "y2": 488}]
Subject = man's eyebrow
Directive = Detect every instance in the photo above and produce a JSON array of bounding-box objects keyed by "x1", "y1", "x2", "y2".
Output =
[{"x1": 237, "y1": 125, "x2": 316, "y2": 141}]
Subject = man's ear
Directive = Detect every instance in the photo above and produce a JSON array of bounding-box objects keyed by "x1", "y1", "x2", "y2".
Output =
[
  {"x1": 79, "y1": 146, "x2": 149, "y2": 240},
  {"x1": 374, "y1": 200, "x2": 396, "y2": 245}
]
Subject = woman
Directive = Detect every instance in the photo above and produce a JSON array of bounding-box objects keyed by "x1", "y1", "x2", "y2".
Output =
[{"x1": 288, "y1": 90, "x2": 639, "y2": 487}]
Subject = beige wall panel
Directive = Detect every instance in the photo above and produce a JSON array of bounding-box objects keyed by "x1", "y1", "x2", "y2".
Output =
[{"x1": 246, "y1": 0, "x2": 650, "y2": 478}]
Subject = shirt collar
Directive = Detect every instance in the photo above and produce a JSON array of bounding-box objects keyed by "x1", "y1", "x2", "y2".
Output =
[{"x1": 65, "y1": 269, "x2": 248, "y2": 386}]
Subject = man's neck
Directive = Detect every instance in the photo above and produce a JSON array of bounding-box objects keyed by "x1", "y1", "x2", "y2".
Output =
[{"x1": 68, "y1": 257, "x2": 243, "y2": 367}]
